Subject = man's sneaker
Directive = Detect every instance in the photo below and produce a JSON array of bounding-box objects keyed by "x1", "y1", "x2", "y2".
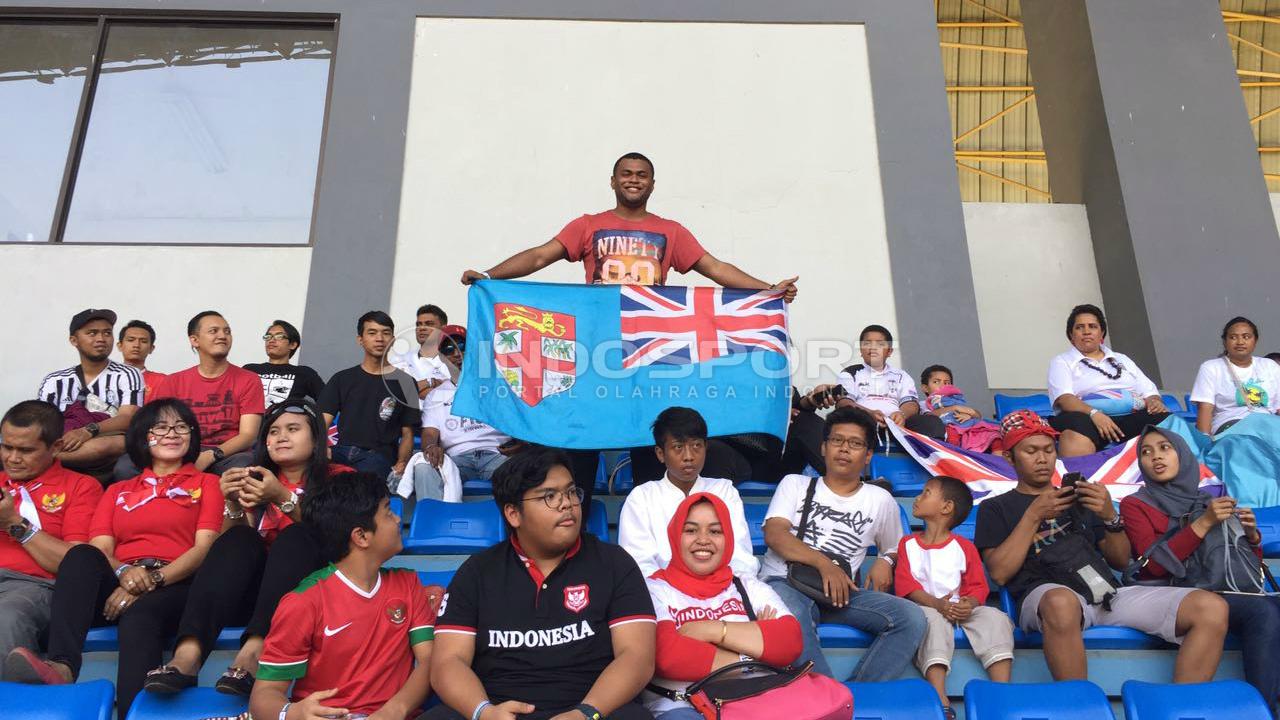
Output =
[{"x1": 3, "y1": 648, "x2": 69, "y2": 685}]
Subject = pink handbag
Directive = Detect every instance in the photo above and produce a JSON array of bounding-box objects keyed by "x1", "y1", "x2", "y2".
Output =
[{"x1": 657, "y1": 660, "x2": 853, "y2": 720}]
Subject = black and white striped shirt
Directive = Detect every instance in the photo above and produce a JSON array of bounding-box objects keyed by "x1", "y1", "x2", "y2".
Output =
[{"x1": 36, "y1": 362, "x2": 145, "y2": 413}]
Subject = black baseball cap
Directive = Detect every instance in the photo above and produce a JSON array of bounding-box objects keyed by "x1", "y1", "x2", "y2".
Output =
[{"x1": 69, "y1": 308, "x2": 118, "y2": 335}]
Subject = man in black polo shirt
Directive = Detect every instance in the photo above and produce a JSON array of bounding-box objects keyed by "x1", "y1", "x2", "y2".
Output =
[{"x1": 430, "y1": 448, "x2": 656, "y2": 720}]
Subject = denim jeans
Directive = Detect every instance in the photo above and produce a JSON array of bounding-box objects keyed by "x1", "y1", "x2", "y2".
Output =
[
  {"x1": 1224, "y1": 592, "x2": 1280, "y2": 713},
  {"x1": 331, "y1": 445, "x2": 394, "y2": 481},
  {"x1": 413, "y1": 449, "x2": 508, "y2": 500},
  {"x1": 654, "y1": 708, "x2": 702, "y2": 720},
  {"x1": 766, "y1": 576, "x2": 926, "y2": 682}
]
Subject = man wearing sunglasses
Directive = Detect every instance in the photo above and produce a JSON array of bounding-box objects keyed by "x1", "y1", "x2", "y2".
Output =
[
  {"x1": 243, "y1": 320, "x2": 327, "y2": 406},
  {"x1": 430, "y1": 447, "x2": 656, "y2": 720}
]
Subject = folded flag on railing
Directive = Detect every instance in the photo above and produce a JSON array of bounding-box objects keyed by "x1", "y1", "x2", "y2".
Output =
[
  {"x1": 453, "y1": 280, "x2": 792, "y2": 449},
  {"x1": 885, "y1": 415, "x2": 1223, "y2": 502}
]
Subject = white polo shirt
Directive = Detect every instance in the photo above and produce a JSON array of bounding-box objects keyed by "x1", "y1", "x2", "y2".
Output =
[
  {"x1": 421, "y1": 382, "x2": 509, "y2": 456},
  {"x1": 836, "y1": 364, "x2": 920, "y2": 416},
  {"x1": 1046, "y1": 344, "x2": 1159, "y2": 405},
  {"x1": 618, "y1": 473, "x2": 758, "y2": 578}
]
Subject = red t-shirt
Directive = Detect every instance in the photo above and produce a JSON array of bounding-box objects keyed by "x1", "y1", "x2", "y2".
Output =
[
  {"x1": 90, "y1": 465, "x2": 223, "y2": 563},
  {"x1": 259, "y1": 566, "x2": 436, "y2": 716},
  {"x1": 256, "y1": 463, "x2": 355, "y2": 546},
  {"x1": 150, "y1": 365, "x2": 266, "y2": 445},
  {"x1": 556, "y1": 210, "x2": 707, "y2": 286},
  {"x1": 1120, "y1": 495, "x2": 1264, "y2": 581},
  {"x1": 0, "y1": 463, "x2": 103, "y2": 579},
  {"x1": 141, "y1": 370, "x2": 167, "y2": 401}
]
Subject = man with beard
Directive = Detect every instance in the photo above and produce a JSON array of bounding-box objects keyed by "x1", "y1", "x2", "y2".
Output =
[
  {"x1": 119, "y1": 310, "x2": 264, "y2": 478},
  {"x1": 37, "y1": 309, "x2": 144, "y2": 473}
]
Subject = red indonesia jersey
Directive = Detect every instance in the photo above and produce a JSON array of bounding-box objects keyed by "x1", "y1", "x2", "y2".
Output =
[{"x1": 259, "y1": 566, "x2": 436, "y2": 716}]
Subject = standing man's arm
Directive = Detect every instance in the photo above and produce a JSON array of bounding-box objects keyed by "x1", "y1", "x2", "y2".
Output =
[
  {"x1": 461, "y1": 239, "x2": 568, "y2": 285},
  {"x1": 691, "y1": 254, "x2": 798, "y2": 303}
]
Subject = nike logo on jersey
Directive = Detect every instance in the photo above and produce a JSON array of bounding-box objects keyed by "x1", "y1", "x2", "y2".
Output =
[{"x1": 323, "y1": 622, "x2": 353, "y2": 637}]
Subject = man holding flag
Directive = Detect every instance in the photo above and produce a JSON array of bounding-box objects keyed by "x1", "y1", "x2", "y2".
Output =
[{"x1": 458, "y1": 152, "x2": 800, "y2": 490}]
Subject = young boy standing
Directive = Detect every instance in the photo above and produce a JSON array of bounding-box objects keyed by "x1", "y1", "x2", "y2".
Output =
[
  {"x1": 250, "y1": 471, "x2": 439, "y2": 720},
  {"x1": 895, "y1": 476, "x2": 1013, "y2": 719},
  {"x1": 836, "y1": 325, "x2": 945, "y2": 441}
]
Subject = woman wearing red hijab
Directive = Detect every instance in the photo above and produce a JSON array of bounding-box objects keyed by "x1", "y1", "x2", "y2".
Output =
[{"x1": 644, "y1": 493, "x2": 803, "y2": 720}]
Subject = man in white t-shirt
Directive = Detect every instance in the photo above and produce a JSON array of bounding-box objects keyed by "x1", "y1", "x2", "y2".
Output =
[
  {"x1": 392, "y1": 304, "x2": 454, "y2": 399},
  {"x1": 619, "y1": 407, "x2": 757, "y2": 577},
  {"x1": 1046, "y1": 304, "x2": 1169, "y2": 456},
  {"x1": 836, "y1": 324, "x2": 946, "y2": 442},
  {"x1": 412, "y1": 330, "x2": 513, "y2": 501},
  {"x1": 1190, "y1": 317, "x2": 1280, "y2": 435},
  {"x1": 760, "y1": 405, "x2": 926, "y2": 681}
]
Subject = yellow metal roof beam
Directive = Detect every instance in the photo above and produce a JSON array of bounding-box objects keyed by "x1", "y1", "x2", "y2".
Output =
[
  {"x1": 947, "y1": 85, "x2": 1036, "y2": 92},
  {"x1": 938, "y1": 22, "x2": 1021, "y2": 28},
  {"x1": 954, "y1": 93, "x2": 1037, "y2": 146},
  {"x1": 956, "y1": 162, "x2": 1052, "y2": 199},
  {"x1": 1228, "y1": 33, "x2": 1280, "y2": 63},
  {"x1": 962, "y1": 0, "x2": 1019, "y2": 25},
  {"x1": 1223, "y1": 10, "x2": 1280, "y2": 25},
  {"x1": 940, "y1": 42, "x2": 1028, "y2": 55}
]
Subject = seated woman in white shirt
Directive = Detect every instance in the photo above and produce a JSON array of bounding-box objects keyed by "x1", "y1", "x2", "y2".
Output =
[
  {"x1": 644, "y1": 493, "x2": 802, "y2": 720},
  {"x1": 1190, "y1": 317, "x2": 1280, "y2": 435},
  {"x1": 1046, "y1": 304, "x2": 1169, "y2": 456}
]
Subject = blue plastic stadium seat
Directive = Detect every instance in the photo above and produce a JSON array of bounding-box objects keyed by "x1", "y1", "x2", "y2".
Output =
[
  {"x1": 390, "y1": 496, "x2": 404, "y2": 519},
  {"x1": 953, "y1": 519, "x2": 976, "y2": 541},
  {"x1": 736, "y1": 480, "x2": 777, "y2": 498},
  {"x1": 1159, "y1": 394, "x2": 1183, "y2": 413},
  {"x1": 1122, "y1": 679, "x2": 1271, "y2": 720},
  {"x1": 1251, "y1": 506, "x2": 1280, "y2": 557},
  {"x1": 126, "y1": 687, "x2": 248, "y2": 720},
  {"x1": 846, "y1": 679, "x2": 946, "y2": 720},
  {"x1": 462, "y1": 478, "x2": 493, "y2": 496},
  {"x1": 0, "y1": 679, "x2": 114, "y2": 720},
  {"x1": 404, "y1": 498, "x2": 504, "y2": 554},
  {"x1": 743, "y1": 502, "x2": 767, "y2": 552},
  {"x1": 595, "y1": 452, "x2": 634, "y2": 495},
  {"x1": 818, "y1": 624, "x2": 873, "y2": 648},
  {"x1": 965, "y1": 679, "x2": 1116, "y2": 720},
  {"x1": 993, "y1": 393, "x2": 1054, "y2": 420},
  {"x1": 870, "y1": 454, "x2": 930, "y2": 497},
  {"x1": 84, "y1": 626, "x2": 243, "y2": 653},
  {"x1": 587, "y1": 499, "x2": 609, "y2": 541},
  {"x1": 417, "y1": 570, "x2": 456, "y2": 589}
]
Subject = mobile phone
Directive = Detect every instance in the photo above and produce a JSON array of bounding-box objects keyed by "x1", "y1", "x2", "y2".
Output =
[
  {"x1": 1061, "y1": 472, "x2": 1082, "y2": 493},
  {"x1": 497, "y1": 439, "x2": 521, "y2": 452},
  {"x1": 246, "y1": 469, "x2": 264, "y2": 482}
]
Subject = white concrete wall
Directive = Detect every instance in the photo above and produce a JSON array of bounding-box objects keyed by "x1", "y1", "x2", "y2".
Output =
[
  {"x1": 391, "y1": 18, "x2": 895, "y2": 386},
  {"x1": 964, "y1": 202, "x2": 1102, "y2": 390},
  {"x1": 0, "y1": 245, "x2": 312, "y2": 412}
]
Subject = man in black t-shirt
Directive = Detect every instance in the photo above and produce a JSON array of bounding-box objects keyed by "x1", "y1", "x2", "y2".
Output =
[
  {"x1": 243, "y1": 320, "x2": 326, "y2": 406},
  {"x1": 429, "y1": 447, "x2": 656, "y2": 720},
  {"x1": 975, "y1": 410, "x2": 1227, "y2": 682},
  {"x1": 318, "y1": 312, "x2": 419, "y2": 483}
]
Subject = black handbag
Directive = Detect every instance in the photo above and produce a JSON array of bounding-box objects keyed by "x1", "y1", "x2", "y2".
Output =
[
  {"x1": 786, "y1": 477, "x2": 855, "y2": 608},
  {"x1": 1034, "y1": 508, "x2": 1120, "y2": 607}
]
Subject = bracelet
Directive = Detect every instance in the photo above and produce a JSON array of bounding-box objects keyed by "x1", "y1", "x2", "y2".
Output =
[
  {"x1": 114, "y1": 564, "x2": 131, "y2": 578},
  {"x1": 478, "y1": 270, "x2": 492, "y2": 279},
  {"x1": 718, "y1": 620, "x2": 728, "y2": 644},
  {"x1": 471, "y1": 700, "x2": 491, "y2": 720},
  {"x1": 278, "y1": 702, "x2": 291, "y2": 720},
  {"x1": 224, "y1": 503, "x2": 246, "y2": 520},
  {"x1": 18, "y1": 526, "x2": 39, "y2": 545},
  {"x1": 576, "y1": 704, "x2": 601, "y2": 720}
]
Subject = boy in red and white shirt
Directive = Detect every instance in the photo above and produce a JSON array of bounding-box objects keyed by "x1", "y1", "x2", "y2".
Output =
[
  {"x1": 896, "y1": 476, "x2": 1013, "y2": 719},
  {"x1": 252, "y1": 472, "x2": 440, "y2": 720}
]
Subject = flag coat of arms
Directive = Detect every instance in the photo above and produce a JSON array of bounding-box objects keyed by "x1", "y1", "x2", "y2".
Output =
[{"x1": 453, "y1": 280, "x2": 791, "y2": 449}]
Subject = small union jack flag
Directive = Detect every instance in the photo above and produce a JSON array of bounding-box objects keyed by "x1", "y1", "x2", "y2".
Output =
[{"x1": 619, "y1": 286, "x2": 788, "y2": 368}]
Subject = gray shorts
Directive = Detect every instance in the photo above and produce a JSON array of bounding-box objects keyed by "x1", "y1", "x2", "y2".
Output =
[
  {"x1": 1020, "y1": 583, "x2": 1197, "y2": 644},
  {"x1": 917, "y1": 604, "x2": 1014, "y2": 671}
]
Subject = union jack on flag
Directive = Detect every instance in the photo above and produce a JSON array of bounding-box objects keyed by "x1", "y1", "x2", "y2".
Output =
[{"x1": 619, "y1": 286, "x2": 789, "y2": 368}]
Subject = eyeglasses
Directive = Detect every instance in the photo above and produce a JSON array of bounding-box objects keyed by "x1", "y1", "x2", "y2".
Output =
[
  {"x1": 149, "y1": 423, "x2": 192, "y2": 437},
  {"x1": 263, "y1": 332, "x2": 290, "y2": 341},
  {"x1": 521, "y1": 486, "x2": 585, "y2": 509},
  {"x1": 826, "y1": 436, "x2": 868, "y2": 451}
]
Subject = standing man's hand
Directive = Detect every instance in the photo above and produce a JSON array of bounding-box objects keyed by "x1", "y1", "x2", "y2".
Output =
[
  {"x1": 771, "y1": 276, "x2": 799, "y2": 303},
  {"x1": 461, "y1": 270, "x2": 489, "y2": 285}
]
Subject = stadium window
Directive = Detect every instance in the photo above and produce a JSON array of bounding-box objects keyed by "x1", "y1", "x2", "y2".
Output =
[
  {"x1": 0, "y1": 16, "x2": 335, "y2": 245},
  {"x1": 0, "y1": 21, "x2": 98, "y2": 242}
]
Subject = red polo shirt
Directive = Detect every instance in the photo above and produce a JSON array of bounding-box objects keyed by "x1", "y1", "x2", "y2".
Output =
[
  {"x1": 90, "y1": 464, "x2": 223, "y2": 563},
  {"x1": 0, "y1": 462, "x2": 103, "y2": 579}
]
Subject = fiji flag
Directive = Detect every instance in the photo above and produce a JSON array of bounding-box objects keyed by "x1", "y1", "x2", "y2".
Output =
[{"x1": 452, "y1": 280, "x2": 792, "y2": 449}]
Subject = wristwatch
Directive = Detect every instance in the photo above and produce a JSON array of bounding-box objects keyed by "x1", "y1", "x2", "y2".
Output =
[
  {"x1": 1104, "y1": 514, "x2": 1126, "y2": 533},
  {"x1": 7, "y1": 519, "x2": 36, "y2": 545},
  {"x1": 85, "y1": 422, "x2": 101, "y2": 437},
  {"x1": 149, "y1": 568, "x2": 166, "y2": 587},
  {"x1": 278, "y1": 491, "x2": 299, "y2": 514},
  {"x1": 575, "y1": 704, "x2": 601, "y2": 720},
  {"x1": 209, "y1": 447, "x2": 226, "y2": 463}
]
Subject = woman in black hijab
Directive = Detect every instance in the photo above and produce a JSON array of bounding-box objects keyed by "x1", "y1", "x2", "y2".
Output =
[{"x1": 1120, "y1": 427, "x2": 1279, "y2": 715}]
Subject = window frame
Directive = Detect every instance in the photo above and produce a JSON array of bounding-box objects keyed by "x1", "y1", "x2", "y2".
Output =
[{"x1": 0, "y1": 9, "x2": 339, "y2": 247}]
